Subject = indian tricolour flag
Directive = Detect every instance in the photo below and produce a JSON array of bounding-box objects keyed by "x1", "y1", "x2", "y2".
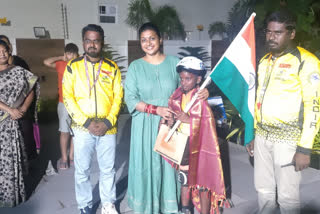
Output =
[
  {"x1": 165, "y1": 13, "x2": 256, "y2": 145},
  {"x1": 209, "y1": 13, "x2": 256, "y2": 145}
]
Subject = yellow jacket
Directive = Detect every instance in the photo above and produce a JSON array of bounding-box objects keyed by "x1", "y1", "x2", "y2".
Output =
[
  {"x1": 62, "y1": 56, "x2": 123, "y2": 134},
  {"x1": 255, "y1": 47, "x2": 320, "y2": 153}
]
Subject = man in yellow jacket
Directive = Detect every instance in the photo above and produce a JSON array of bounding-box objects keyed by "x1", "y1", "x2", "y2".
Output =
[
  {"x1": 246, "y1": 11, "x2": 320, "y2": 214},
  {"x1": 62, "y1": 24, "x2": 123, "y2": 214}
]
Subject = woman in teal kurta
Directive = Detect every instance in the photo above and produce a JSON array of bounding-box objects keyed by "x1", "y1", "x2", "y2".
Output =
[{"x1": 125, "y1": 23, "x2": 181, "y2": 213}]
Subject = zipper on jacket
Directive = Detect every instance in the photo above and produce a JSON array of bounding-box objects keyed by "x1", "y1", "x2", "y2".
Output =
[
  {"x1": 92, "y1": 62, "x2": 98, "y2": 120},
  {"x1": 260, "y1": 57, "x2": 277, "y2": 122}
]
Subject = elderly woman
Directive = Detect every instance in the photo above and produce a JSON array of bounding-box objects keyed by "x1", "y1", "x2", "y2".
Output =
[{"x1": 0, "y1": 40, "x2": 39, "y2": 207}]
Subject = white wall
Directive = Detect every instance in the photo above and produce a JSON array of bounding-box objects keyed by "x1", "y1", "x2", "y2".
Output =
[
  {"x1": 0, "y1": 0, "x2": 236, "y2": 70},
  {"x1": 0, "y1": 0, "x2": 63, "y2": 39},
  {"x1": 1, "y1": 0, "x2": 237, "y2": 42},
  {"x1": 62, "y1": 0, "x2": 131, "y2": 46}
]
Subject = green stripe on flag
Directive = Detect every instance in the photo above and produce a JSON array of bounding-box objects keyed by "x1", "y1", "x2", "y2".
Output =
[{"x1": 210, "y1": 57, "x2": 254, "y2": 145}]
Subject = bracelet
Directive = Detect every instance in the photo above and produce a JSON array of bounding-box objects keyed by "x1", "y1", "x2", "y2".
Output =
[
  {"x1": 144, "y1": 104, "x2": 148, "y2": 113},
  {"x1": 150, "y1": 105, "x2": 157, "y2": 114},
  {"x1": 144, "y1": 104, "x2": 158, "y2": 115}
]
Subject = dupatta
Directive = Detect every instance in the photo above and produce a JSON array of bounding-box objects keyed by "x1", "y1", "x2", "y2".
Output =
[{"x1": 168, "y1": 87, "x2": 227, "y2": 214}]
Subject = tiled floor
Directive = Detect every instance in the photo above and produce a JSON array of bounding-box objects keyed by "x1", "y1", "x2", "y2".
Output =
[{"x1": 2, "y1": 114, "x2": 320, "y2": 214}]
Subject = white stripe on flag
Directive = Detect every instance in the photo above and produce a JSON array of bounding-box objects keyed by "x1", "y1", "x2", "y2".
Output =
[
  {"x1": 225, "y1": 37, "x2": 255, "y2": 86},
  {"x1": 224, "y1": 37, "x2": 256, "y2": 117}
]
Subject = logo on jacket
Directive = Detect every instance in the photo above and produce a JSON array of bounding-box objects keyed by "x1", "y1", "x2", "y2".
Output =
[
  {"x1": 249, "y1": 72, "x2": 255, "y2": 90},
  {"x1": 101, "y1": 69, "x2": 112, "y2": 83},
  {"x1": 279, "y1": 63, "x2": 291, "y2": 68},
  {"x1": 309, "y1": 72, "x2": 320, "y2": 85},
  {"x1": 101, "y1": 69, "x2": 112, "y2": 75},
  {"x1": 274, "y1": 70, "x2": 287, "y2": 81}
]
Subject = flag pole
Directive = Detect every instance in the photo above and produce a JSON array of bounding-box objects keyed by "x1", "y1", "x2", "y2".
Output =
[{"x1": 164, "y1": 12, "x2": 256, "y2": 142}]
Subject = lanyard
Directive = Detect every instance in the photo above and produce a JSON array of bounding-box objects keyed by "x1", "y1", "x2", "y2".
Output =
[
  {"x1": 261, "y1": 55, "x2": 274, "y2": 90},
  {"x1": 257, "y1": 54, "x2": 278, "y2": 110},
  {"x1": 84, "y1": 56, "x2": 102, "y2": 97}
]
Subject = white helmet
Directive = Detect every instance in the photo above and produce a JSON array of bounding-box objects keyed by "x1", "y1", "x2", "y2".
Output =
[{"x1": 176, "y1": 56, "x2": 206, "y2": 77}]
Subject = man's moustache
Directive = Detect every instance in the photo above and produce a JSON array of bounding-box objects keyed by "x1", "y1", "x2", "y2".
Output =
[{"x1": 267, "y1": 41, "x2": 277, "y2": 45}]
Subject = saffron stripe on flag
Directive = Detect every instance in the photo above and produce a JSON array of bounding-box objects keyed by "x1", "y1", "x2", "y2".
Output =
[{"x1": 241, "y1": 18, "x2": 256, "y2": 70}]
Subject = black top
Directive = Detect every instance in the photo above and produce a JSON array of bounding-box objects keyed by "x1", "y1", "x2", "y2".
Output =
[{"x1": 12, "y1": 55, "x2": 30, "y2": 70}]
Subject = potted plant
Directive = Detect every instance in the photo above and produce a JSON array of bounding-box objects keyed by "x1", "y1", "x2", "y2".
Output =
[
  {"x1": 208, "y1": 22, "x2": 227, "y2": 39},
  {"x1": 126, "y1": 0, "x2": 185, "y2": 40}
]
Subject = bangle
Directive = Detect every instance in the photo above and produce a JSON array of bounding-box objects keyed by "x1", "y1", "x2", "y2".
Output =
[
  {"x1": 144, "y1": 104, "x2": 148, "y2": 113},
  {"x1": 144, "y1": 104, "x2": 158, "y2": 115},
  {"x1": 151, "y1": 105, "x2": 157, "y2": 114}
]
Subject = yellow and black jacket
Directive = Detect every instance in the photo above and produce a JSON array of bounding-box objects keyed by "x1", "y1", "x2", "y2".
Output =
[
  {"x1": 255, "y1": 46, "x2": 320, "y2": 154},
  {"x1": 62, "y1": 55, "x2": 123, "y2": 135}
]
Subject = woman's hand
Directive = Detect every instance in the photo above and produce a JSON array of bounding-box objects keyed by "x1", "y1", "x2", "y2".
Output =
[
  {"x1": 156, "y1": 107, "x2": 175, "y2": 120},
  {"x1": 19, "y1": 90, "x2": 34, "y2": 116},
  {"x1": 196, "y1": 88, "x2": 209, "y2": 100},
  {"x1": 175, "y1": 112, "x2": 190, "y2": 124},
  {"x1": 18, "y1": 106, "x2": 27, "y2": 116},
  {"x1": 179, "y1": 165, "x2": 189, "y2": 171},
  {"x1": 9, "y1": 108, "x2": 24, "y2": 120}
]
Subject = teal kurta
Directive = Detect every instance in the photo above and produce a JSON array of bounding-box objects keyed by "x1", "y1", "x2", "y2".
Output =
[{"x1": 125, "y1": 56, "x2": 181, "y2": 213}]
